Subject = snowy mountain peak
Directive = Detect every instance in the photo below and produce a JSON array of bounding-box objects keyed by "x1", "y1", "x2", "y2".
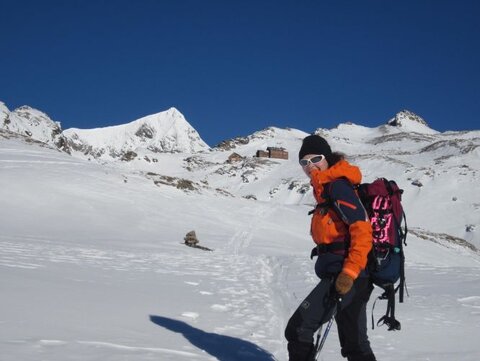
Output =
[
  {"x1": 64, "y1": 107, "x2": 210, "y2": 160},
  {"x1": 12, "y1": 105, "x2": 59, "y2": 127},
  {"x1": 166, "y1": 106, "x2": 181, "y2": 116},
  {"x1": 387, "y1": 110, "x2": 437, "y2": 134},
  {"x1": 0, "y1": 102, "x2": 70, "y2": 153},
  {"x1": 130, "y1": 107, "x2": 189, "y2": 130}
]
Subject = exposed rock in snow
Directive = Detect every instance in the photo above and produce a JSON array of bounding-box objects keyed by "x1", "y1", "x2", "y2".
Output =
[
  {"x1": 410, "y1": 227, "x2": 477, "y2": 252},
  {"x1": 420, "y1": 138, "x2": 480, "y2": 155},
  {"x1": 183, "y1": 156, "x2": 217, "y2": 172},
  {"x1": 411, "y1": 179, "x2": 423, "y2": 187},
  {"x1": 214, "y1": 136, "x2": 250, "y2": 151},
  {"x1": 144, "y1": 172, "x2": 203, "y2": 192},
  {"x1": 369, "y1": 132, "x2": 437, "y2": 145}
]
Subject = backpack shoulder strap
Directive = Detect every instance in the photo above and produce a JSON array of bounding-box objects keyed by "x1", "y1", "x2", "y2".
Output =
[
  {"x1": 328, "y1": 178, "x2": 369, "y2": 225},
  {"x1": 308, "y1": 180, "x2": 338, "y2": 215}
]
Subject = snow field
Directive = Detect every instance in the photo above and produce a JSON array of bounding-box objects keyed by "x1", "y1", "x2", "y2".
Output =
[{"x1": 1, "y1": 130, "x2": 480, "y2": 360}]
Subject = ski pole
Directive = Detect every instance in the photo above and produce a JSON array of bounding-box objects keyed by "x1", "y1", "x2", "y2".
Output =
[
  {"x1": 314, "y1": 305, "x2": 337, "y2": 360},
  {"x1": 314, "y1": 292, "x2": 341, "y2": 360}
]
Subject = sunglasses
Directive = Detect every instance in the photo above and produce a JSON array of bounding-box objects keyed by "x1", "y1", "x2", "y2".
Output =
[{"x1": 299, "y1": 155, "x2": 325, "y2": 167}]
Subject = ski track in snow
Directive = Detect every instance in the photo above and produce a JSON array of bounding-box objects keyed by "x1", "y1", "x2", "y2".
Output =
[
  {"x1": 76, "y1": 340, "x2": 203, "y2": 356},
  {"x1": 0, "y1": 232, "x2": 285, "y2": 359},
  {"x1": 4, "y1": 232, "x2": 479, "y2": 360},
  {"x1": 0, "y1": 193, "x2": 288, "y2": 359},
  {"x1": 33, "y1": 339, "x2": 202, "y2": 356},
  {"x1": 3, "y1": 339, "x2": 208, "y2": 360},
  {"x1": 228, "y1": 203, "x2": 275, "y2": 255}
]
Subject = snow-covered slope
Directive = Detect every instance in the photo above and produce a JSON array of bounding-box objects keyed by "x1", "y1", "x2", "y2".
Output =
[
  {"x1": 1, "y1": 103, "x2": 480, "y2": 360},
  {"x1": 1, "y1": 120, "x2": 480, "y2": 361},
  {"x1": 110, "y1": 115, "x2": 478, "y2": 250},
  {"x1": 1, "y1": 101, "x2": 478, "y2": 247},
  {"x1": 63, "y1": 107, "x2": 209, "y2": 160}
]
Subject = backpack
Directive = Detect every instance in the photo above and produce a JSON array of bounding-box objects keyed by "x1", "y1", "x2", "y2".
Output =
[
  {"x1": 318, "y1": 177, "x2": 408, "y2": 330},
  {"x1": 355, "y1": 178, "x2": 408, "y2": 331}
]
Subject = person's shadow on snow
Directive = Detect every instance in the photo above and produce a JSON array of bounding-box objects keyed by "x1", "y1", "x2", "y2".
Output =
[{"x1": 149, "y1": 315, "x2": 277, "y2": 361}]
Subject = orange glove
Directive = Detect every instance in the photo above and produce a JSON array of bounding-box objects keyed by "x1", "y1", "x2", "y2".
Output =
[{"x1": 335, "y1": 272, "x2": 354, "y2": 295}]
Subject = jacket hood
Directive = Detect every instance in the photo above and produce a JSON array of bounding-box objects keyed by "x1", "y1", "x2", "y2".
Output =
[{"x1": 310, "y1": 160, "x2": 362, "y2": 186}]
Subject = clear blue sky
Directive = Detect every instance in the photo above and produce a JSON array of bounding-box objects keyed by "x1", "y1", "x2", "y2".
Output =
[{"x1": 1, "y1": 0, "x2": 479, "y2": 146}]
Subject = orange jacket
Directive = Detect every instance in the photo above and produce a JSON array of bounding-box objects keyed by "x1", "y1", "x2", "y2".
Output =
[{"x1": 309, "y1": 160, "x2": 372, "y2": 279}]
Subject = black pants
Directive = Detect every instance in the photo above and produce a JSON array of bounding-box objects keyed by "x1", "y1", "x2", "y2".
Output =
[{"x1": 285, "y1": 276, "x2": 375, "y2": 361}]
